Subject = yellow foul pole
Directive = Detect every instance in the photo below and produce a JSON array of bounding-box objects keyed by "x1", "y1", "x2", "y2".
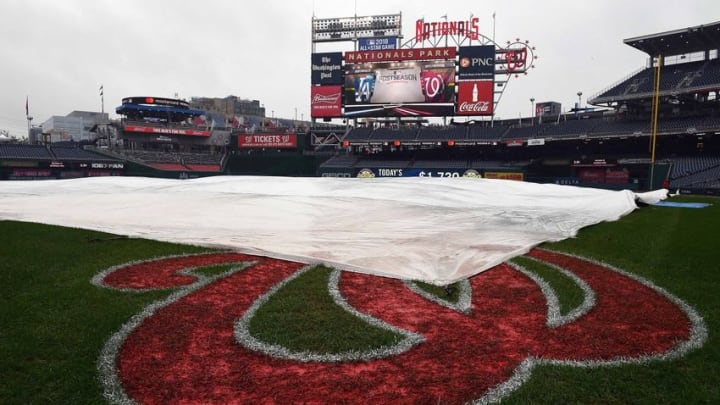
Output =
[{"x1": 649, "y1": 54, "x2": 662, "y2": 188}]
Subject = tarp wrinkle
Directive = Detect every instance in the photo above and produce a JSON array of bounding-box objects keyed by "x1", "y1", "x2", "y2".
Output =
[{"x1": 0, "y1": 176, "x2": 666, "y2": 285}]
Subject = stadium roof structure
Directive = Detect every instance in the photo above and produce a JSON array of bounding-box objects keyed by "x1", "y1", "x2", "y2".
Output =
[
  {"x1": 116, "y1": 103, "x2": 205, "y2": 120},
  {"x1": 623, "y1": 20, "x2": 720, "y2": 56},
  {"x1": 589, "y1": 21, "x2": 720, "y2": 106}
]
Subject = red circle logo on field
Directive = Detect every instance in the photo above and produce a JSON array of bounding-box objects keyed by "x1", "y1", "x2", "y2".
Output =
[{"x1": 93, "y1": 249, "x2": 705, "y2": 404}]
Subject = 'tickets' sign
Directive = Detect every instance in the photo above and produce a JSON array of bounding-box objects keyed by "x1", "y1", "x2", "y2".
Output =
[
  {"x1": 238, "y1": 134, "x2": 297, "y2": 149},
  {"x1": 455, "y1": 81, "x2": 493, "y2": 115},
  {"x1": 311, "y1": 86, "x2": 342, "y2": 118}
]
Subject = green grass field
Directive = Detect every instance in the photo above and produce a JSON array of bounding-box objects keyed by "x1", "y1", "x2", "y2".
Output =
[{"x1": 1, "y1": 196, "x2": 719, "y2": 404}]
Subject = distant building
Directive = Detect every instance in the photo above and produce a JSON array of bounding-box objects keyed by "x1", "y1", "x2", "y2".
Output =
[
  {"x1": 190, "y1": 96, "x2": 266, "y2": 121},
  {"x1": 535, "y1": 102, "x2": 562, "y2": 117},
  {"x1": 40, "y1": 111, "x2": 109, "y2": 143},
  {"x1": 28, "y1": 127, "x2": 43, "y2": 144}
]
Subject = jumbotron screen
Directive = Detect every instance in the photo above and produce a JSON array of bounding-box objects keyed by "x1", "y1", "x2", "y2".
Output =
[{"x1": 343, "y1": 59, "x2": 456, "y2": 117}]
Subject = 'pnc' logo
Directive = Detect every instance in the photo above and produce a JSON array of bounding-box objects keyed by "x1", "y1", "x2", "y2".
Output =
[{"x1": 472, "y1": 57, "x2": 494, "y2": 66}]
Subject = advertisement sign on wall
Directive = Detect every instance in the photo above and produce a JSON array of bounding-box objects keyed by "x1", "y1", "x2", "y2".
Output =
[
  {"x1": 311, "y1": 86, "x2": 343, "y2": 118},
  {"x1": 358, "y1": 37, "x2": 398, "y2": 51},
  {"x1": 124, "y1": 125, "x2": 211, "y2": 137},
  {"x1": 345, "y1": 47, "x2": 456, "y2": 63},
  {"x1": 238, "y1": 134, "x2": 297, "y2": 148},
  {"x1": 311, "y1": 52, "x2": 344, "y2": 85},
  {"x1": 458, "y1": 46, "x2": 495, "y2": 81},
  {"x1": 455, "y1": 80, "x2": 494, "y2": 116},
  {"x1": 483, "y1": 172, "x2": 524, "y2": 181}
]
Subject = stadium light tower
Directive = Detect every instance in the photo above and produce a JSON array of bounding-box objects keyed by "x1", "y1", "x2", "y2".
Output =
[
  {"x1": 530, "y1": 97, "x2": 535, "y2": 126},
  {"x1": 576, "y1": 91, "x2": 583, "y2": 120},
  {"x1": 26, "y1": 115, "x2": 33, "y2": 141}
]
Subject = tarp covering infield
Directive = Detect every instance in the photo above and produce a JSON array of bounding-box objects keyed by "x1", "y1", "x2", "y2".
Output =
[{"x1": 0, "y1": 176, "x2": 667, "y2": 285}]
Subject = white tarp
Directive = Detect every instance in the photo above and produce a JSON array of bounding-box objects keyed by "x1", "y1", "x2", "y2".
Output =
[{"x1": 0, "y1": 176, "x2": 666, "y2": 285}]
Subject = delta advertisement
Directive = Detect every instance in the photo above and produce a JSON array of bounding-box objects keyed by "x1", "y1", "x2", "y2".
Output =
[
  {"x1": 343, "y1": 60, "x2": 455, "y2": 117},
  {"x1": 311, "y1": 86, "x2": 342, "y2": 118}
]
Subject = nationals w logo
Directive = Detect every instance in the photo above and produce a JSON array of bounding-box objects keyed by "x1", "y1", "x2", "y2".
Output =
[{"x1": 93, "y1": 249, "x2": 706, "y2": 404}]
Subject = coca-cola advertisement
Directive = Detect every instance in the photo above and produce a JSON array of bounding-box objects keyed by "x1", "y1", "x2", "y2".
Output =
[
  {"x1": 311, "y1": 86, "x2": 342, "y2": 118},
  {"x1": 455, "y1": 80, "x2": 494, "y2": 116}
]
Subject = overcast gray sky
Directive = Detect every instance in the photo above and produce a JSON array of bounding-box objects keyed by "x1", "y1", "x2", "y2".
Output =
[{"x1": 1, "y1": 0, "x2": 717, "y2": 138}]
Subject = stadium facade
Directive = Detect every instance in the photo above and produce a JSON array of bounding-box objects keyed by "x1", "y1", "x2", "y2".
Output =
[{"x1": 1, "y1": 16, "x2": 719, "y2": 193}]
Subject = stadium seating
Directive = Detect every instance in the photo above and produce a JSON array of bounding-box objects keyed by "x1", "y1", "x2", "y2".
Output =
[
  {"x1": 371, "y1": 127, "x2": 419, "y2": 142},
  {"x1": 670, "y1": 164, "x2": 720, "y2": 188},
  {"x1": 114, "y1": 149, "x2": 223, "y2": 172},
  {"x1": 51, "y1": 147, "x2": 117, "y2": 161},
  {"x1": 0, "y1": 144, "x2": 53, "y2": 160},
  {"x1": 542, "y1": 119, "x2": 602, "y2": 139},
  {"x1": 416, "y1": 126, "x2": 466, "y2": 141},
  {"x1": 591, "y1": 119, "x2": 651, "y2": 136},
  {"x1": 412, "y1": 159, "x2": 468, "y2": 169},
  {"x1": 669, "y1": 156, "x2": 720, "y2": 179},
  {"x1": 319, "y1": 154, "x2": 359, "y2": 168},
  {"x1": 344, "y1": 127, "x2": 374, "y2": 141},
  {"x1": 593, "y1": 60, "x2": 720, "y2": 103},
  {"x1": 355, "y1": 158, "x2": 411, "y2": 169},
  {"x1": 504, "y1": 125, "x2": 543, "y2": 139},
  {"x1": 467, "y1": 124, "x2": 508, "y2": 141}
]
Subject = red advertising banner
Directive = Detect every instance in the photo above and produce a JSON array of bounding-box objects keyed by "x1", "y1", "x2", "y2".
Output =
[
  {"x1": 345, "y1": 47, "x2": 456, "y2": 63},
  {"x1": 311, "y1": 86, "x2": 342, "y2": 118},
  {"x1": 455, "y1": 81, "x2": 493, "y2": 115},
  {"x1": 238, "y1": 134, "x2": 297, "y2": 149},
  {"x1": 124, "y1": 125, "x2": 211, "y2": 137}
]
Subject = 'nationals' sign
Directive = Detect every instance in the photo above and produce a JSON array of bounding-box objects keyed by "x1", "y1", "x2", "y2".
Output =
[
  {"x1": 238, "y1": 134, "x2": 297, "y2": 149},
  {"x1": 345, "y1": 47, "x2": 456, "y2": 63},
  {"x1": 416, "y1": 17, "x2": 480, "y2": 41}
]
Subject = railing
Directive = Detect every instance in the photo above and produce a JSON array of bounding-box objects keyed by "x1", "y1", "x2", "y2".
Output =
[{"x1": 589, "y1": 65, "x2": 648, "y2": 103}]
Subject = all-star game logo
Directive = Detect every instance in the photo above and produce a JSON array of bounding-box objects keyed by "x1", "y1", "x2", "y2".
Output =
[{"x1": 93, "y1": 249, "x2": 706, "y2": 404}]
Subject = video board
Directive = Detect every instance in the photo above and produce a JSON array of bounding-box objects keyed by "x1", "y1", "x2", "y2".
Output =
[
  {"x1": 343, "y1": 53, "x2": 456, "y2": 118},
  {"x1": 309, "y1": 45, "x2": 501, "y2": 119}
]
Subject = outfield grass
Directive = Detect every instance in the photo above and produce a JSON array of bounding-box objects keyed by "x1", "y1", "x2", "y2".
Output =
[{"x1": 1, "y1": 196, "x2": 719, "y2": 404}]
